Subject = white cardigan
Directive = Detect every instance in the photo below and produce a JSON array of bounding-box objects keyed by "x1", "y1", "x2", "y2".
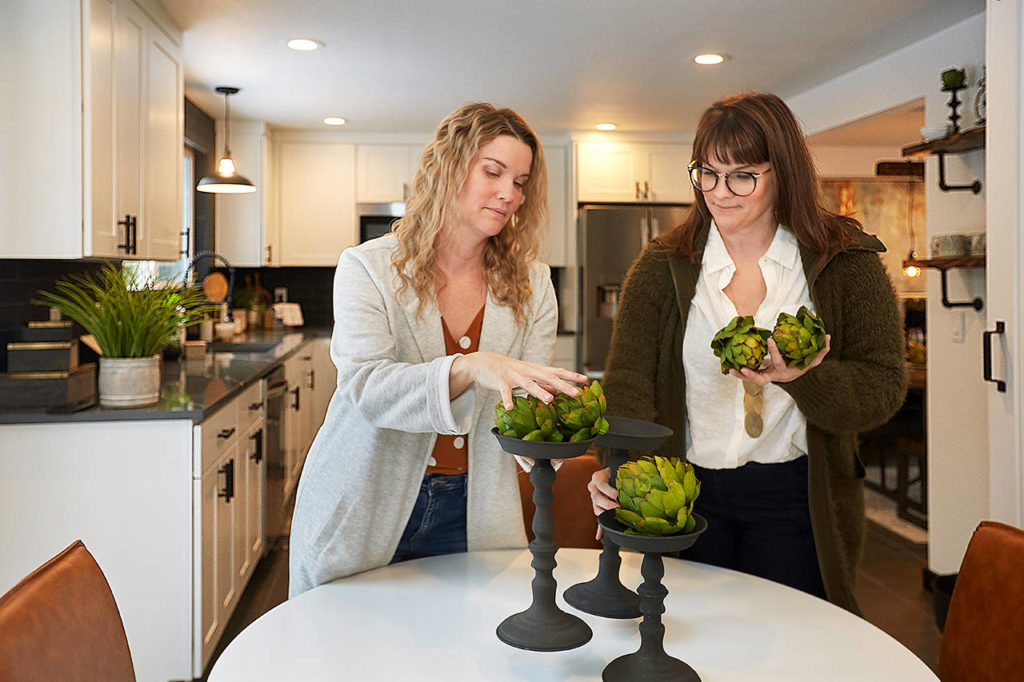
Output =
[{"x1": 288, "y1": 235, "x2": 557, "y2": 596}]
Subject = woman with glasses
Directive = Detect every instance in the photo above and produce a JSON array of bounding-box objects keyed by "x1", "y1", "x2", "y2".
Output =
[{"x1": 587, "y1": 92, "x2": 906, "y2": 614}]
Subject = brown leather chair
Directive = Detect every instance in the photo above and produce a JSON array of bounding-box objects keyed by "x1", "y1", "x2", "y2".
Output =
[
  {"x1": 519, "y1": 452, "x2": 603, "y2": 550},
  {"x1": 938, "y1": 521, "x2": 1024, "y2": 682},
  {"x1": 0, "y1": 540, "x2": 135, "y2": 682}
]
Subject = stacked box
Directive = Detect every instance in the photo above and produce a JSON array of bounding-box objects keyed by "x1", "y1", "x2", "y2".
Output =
[
  {"x1": 0, "y1": 363, "x2": 97, "y2": 411},
  {"x1": 7, "y1": 340, "x2": 79, "y2": 373}
]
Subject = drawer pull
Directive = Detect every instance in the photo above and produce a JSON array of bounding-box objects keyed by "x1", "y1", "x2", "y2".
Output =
[{"x1": 217, "y1": 427, "x2": 236, "y2": 439}]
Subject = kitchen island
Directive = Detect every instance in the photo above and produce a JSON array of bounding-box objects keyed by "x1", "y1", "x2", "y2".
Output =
[{"x1": 0, "y1": 328, "x2": 334, "y2": 682}]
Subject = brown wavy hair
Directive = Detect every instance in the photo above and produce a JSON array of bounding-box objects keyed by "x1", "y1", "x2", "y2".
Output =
[
  {"x1": 390, "y1": 102, "x2": 548, "y2": 325},
  {"x1": 662, "y1": 92, "x2": 859, "y2": 262}
]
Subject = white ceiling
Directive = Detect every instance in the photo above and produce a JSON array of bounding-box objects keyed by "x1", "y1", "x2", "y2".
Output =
[{"x1": 163, "y1": 0, "x2": 983, "y2": 139}]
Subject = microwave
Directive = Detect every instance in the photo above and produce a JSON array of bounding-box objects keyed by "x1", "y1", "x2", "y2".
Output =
[{"x1": 358, "y1": 203, "x2": 405, "y2": 243}]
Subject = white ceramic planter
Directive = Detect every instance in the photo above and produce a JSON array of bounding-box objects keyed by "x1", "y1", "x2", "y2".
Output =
[{"x1": 98, "y1": 355, "x2": 161, "y2": 408}]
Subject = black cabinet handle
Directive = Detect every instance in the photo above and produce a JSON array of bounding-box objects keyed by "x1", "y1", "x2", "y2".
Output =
[
  {"x1": 117, "y1": 215, "x2": 132, "y2": 253},
  {"x1": 130, "y1": 215, "x2": 138, "y2": 255},
  {"x1": 218, "y1": 458, "x2": 235, "y2": 502},
  {"x1": 291, "y1": 386, "x2": 300, "y2": 411},
  {"x1": 983, "y1": 320, "x2": 1007, "y2": 393},
  {"x1": 308, "y1": 369, "x2": 315, "y2": 390},
  {"x1": 250, "y1": 430, "x2": 263, "y2": 464},
  {"x1": 217, "y1": 427, "x2": 236, "y2": 439},
  {"x1": 249, "y1": 401, "x2": 263, "y2": 412}
]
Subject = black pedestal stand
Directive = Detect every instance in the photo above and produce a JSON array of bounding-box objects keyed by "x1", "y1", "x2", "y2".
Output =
[
  {"x1": 563, "y1": 417, "x2": 673, "y2": 619},
  {"x1": 598, "y1": 510, "x2": 708, "y2": 682},
  {"x1": 492, "y1": 429, "x2": 593, "y2": 652}
]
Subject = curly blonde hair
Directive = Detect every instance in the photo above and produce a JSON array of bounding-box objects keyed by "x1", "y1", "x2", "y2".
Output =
[{"x1": 390, "y1": 102, "x2": 548, "y2": 326}]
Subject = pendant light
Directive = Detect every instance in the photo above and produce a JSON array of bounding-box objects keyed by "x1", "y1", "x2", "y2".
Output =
[{"x1": 197, "y1": 86, "x2": 256, "y2": 194}]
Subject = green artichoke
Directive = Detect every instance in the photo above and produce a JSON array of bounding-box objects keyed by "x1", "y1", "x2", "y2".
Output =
[
  {"x1": 494, "y1": 380, "x2": 609, "y2": 442},
  {"x1": 772, "y1": 306, "x2": 826, "y2": 369},
  {"x1": 615, "y1": 455, "x2": 700, "y2": 535},
  {"x1": 711, "y1": 316, "x2": 772, "y2": 374}
]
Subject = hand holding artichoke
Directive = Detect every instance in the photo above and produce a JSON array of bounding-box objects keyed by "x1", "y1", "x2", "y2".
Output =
[
  {"x1": 494, "y1": 380, "x2": 609, "y2": 442},
  {"x1": 711, "y1": 316, "x2": 772, "y2": 374},
  {"x1": 614, "y1": 455, "x2": 701, "y2": 536},
  {"x1": 772, "y1": 306, "x2": 827, "y2": 370}
]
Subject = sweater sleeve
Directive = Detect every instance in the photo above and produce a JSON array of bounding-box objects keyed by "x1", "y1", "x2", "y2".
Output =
[
  {"x1": 778, "y1": 250, "x2": 907, "y2": 433},
  {"x1": 602, "y1": 248, "x2": 670, "y2": 423}
]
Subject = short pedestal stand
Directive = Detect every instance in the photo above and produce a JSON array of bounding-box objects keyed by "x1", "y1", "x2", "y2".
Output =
[
  {"x1": 564, "y1": 416, "x2": 674, "y2": 619},
  {"x1": 492, "y1": 428, "x2": 593, "y2": 651},
  {"x1": 598, "y1": 510, "x2": 708, "y2": 682}
]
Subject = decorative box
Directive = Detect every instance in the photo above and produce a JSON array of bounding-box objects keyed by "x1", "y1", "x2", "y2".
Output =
[
  {"x1": 0, "y1": 363, "x2": 97, "y2": 411},
  {"x1": 7, "y1": 340, "x2": 80, "y2": 373},
  {"x1": 19, "y1": 320, "x2": 75, "y2": 342}
]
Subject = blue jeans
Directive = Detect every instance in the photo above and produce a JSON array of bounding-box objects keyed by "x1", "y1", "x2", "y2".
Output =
[
  {"x1": 679, "y1": 456, "x2": 827, "y2": 599},
  {"x1": 390, "y1": 473, "x2": 467, "y2": 564}
]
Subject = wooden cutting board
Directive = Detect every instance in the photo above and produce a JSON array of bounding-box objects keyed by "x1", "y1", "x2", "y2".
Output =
[{"x1": 202, "y1": 272, "x2": 229, "y2": 302}]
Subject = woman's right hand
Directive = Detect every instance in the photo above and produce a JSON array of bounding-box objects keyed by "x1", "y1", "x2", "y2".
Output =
[
  {"x1": 588, "y1": 467, "x2": 619, "y2": 540},
  {"x1": 450, "y1": 351, "x2": 588, "y2": 408}
]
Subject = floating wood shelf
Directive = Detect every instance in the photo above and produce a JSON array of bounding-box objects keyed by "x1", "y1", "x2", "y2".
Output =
[
  {"x1": 901, "y1": 126, "x2": 986, "y2": 157},
  {"x1": 902, "y1": 126, "x2": 985, "y2": 194},
  {"x1": 903, "y1": 256, "x2": 985, "y2": 310}
]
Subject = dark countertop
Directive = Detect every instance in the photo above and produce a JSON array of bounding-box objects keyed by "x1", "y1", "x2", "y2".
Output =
[{"x1": 0, "y1": 327, "x2": 331, "y2": 425}]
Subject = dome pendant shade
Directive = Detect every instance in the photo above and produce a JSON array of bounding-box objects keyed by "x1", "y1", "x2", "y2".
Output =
[{"x1": 197, "y1": 86, "x2": 256, "y2": 194}]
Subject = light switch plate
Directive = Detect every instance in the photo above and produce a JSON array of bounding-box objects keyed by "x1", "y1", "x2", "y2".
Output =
[{"x1": 274, "y1": 287, "x2": 288, "y2": 303}]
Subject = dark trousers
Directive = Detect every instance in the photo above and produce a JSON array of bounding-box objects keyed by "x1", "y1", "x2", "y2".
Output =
[
  {"x1": 390, "y1": 473, "x2": 467, "y2": 565},
  {"x1": 679, "y1": 456, "x2": 827, "y2": 600}
]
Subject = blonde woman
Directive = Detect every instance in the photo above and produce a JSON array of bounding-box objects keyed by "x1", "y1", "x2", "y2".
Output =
[{"x1": 289, "y1": 103, "x2": 584, "y2": 595}]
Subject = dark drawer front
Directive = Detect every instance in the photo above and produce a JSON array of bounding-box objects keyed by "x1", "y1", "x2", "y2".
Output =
[{"x1": 7, "y1": 341, "x2": 79, "y2": 373}]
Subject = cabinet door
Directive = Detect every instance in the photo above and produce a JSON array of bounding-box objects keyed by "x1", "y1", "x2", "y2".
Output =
[
  {"x1": 540, "y1": 145, "x2": 569, "y2": 266},
  {"x1": 576, "y1": 143, "x2": 641, "y2": 202},
  {"x1": 87, "y1": 0, "x2": 121, "y2": 258},
  {"x1": 312, "y1": 338, "x2": 337, "y2": 424},
  {"x1": 357, "y1": 145, "x2": 413, "y2": 203},
  {"x1": 238, "y1": 422, "x2": 264, "y2": 583},
  {"x1": 644, "y1": 144, "x2": 693, "y2": 203},
  {"x1": 261, "y1": 131, "x2": 279, "y2": 266},
  {"x1": 198, "y1": 446, "x2": 235, "y2": 668},
  {"x1": 282, "y1": 352, "x2": 307, "y2": 499},
  {"x1": 140, "y1": 19, "x2": 183, "y2": 260},
  {"x1": 278, "y1": 142, "x2": 356, "y2": 265},
  {"x1": 112, "y1": 0, "x2": 145, "y2": 254}
]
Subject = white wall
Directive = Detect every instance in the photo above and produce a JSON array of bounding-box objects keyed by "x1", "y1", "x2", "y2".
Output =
[
  {"x1": 811, "y1": 145, "x2": 904, "y2": 178},
  {"x1": 789, "y1": 12, "x2": 988, "y2": 574}
]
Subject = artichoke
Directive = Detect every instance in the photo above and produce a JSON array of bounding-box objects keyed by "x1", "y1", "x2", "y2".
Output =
[
  {"x1": 494, "y1": 380, "x2": 609, "y2": 442},
  {"x1": 711, "y1": 316, "x2": 771, "y2": 374},
  {"x1": 772, "y1": 306, "x2": 826, "y2": 369},
  {"x1": 615, "y1": 455, "x2": 700, "y2": 536}
]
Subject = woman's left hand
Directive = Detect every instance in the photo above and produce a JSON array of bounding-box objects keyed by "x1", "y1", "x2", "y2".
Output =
[{"x1": 730, "y1": 334, "x2": 831, "y2": 385}]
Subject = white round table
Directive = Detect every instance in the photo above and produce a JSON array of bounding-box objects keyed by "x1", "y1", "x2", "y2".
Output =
[{"x1": 208, "y1": 548, "x2": 938, "y2": 681}]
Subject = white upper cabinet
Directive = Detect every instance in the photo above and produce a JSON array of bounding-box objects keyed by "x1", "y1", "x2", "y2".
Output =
[
  {"x1": 356, "y1": 144, "x2": 423, "y2": 203},
  {"x1": 540, "y1": 144, "x2": 570, "y2": 267},
  {"x1": 0, "y1": 0, "x2": 183, "y2": 260},
  {"x1": 277, "y1": 142, "x2": 356, "y2": 266},
  {"x1": 216, "y1": 123, "x2": 276, "y2": 267},
  {"x1": 576, "y1": 142, "x2": 693, "y2": 204}
]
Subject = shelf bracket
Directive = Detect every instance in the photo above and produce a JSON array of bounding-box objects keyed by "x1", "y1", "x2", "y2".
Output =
[
  {"x1": 936, "y1": 151, "x2": 982, "y2": 193},
  {"x1": 938, "y1": 267, "x2": 983, "y2": 310}
]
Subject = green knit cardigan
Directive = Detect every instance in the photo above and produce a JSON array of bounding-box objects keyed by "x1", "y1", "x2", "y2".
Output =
[{"x1": 601, "y1": 222, "x2": 907, "y2": 614}]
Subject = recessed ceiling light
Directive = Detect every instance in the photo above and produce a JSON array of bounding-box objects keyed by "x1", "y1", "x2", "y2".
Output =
[
  {"x1": 596, "y1": 123, "x2": 617, "y2": 131},
  {"x1": 287, "y1": 38, "x2": 322, "y2": 51},
  {"x1": 694, "y1": 53, "x2": 726, "y2": 65},
  {"x1": 323, "y1": 117, "x2": 346, "y2": 126}
]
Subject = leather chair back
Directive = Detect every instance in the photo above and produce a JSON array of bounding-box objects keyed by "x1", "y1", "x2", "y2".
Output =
[
  {"x1": 938, "y1": 520, "x2": 1024, "y2": 682},
  {"x1": 519, "y1": 452, "x2": 602, "y2": 550},
  {"x1": 0, "y1": 540, "x2": 135, "y2": 682}
]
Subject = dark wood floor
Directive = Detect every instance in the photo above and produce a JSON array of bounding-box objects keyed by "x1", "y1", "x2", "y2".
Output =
[{"x1": 202, "y1": 519, "x2": 942, "y2": 679}]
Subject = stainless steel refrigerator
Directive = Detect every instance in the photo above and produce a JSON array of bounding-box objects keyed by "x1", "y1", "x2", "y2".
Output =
[{"x1": 576, "y1": 203, "x2": 690, "y2": 377}]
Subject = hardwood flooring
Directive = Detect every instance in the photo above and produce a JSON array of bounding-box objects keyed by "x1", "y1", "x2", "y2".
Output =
[{"x1": 202, "y1": 515, "x2": 942, "y2": 678}]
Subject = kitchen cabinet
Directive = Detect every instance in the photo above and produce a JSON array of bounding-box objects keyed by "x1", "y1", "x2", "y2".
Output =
[
  {"x1": 277, "y1": 142, "x2": 356, "y2": 265},
  {"x1": 540, "y1": 144, "x2": 570, "y2": 267},
  {"x1": 217, "y1": 123, "x2": 278, "y2": 266},
  {"x1": 282, "y1": 348, "x2": 315, "y2": 498},
  {"x1": 1, "y1": 0, "x2": 182, "y2": 260},
  {"x1": 195, "y1": 380, "x2": 265, "y2": 673},
  {"x1": 576, "y1": 142, "x2": 693, "y2": 203},
  {"x1": 311, "y1": 337, "x2": 337, "y2": 425},
  {"x1": 356, "y1": 144, "x2": 423, "y2": 203}
]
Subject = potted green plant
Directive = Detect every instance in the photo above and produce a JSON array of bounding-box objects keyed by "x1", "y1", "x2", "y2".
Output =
[{"x1": 33, "y1": 264, "x2": 216, "y2": 408}]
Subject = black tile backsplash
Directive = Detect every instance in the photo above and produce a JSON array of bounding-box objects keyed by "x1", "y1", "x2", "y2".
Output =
[
  {"x1": 232, "y1": 266, "x2": 335, "y2": 327},
  {"x1": 0, "y1": 259, "x2": 117, "y2": 332}
]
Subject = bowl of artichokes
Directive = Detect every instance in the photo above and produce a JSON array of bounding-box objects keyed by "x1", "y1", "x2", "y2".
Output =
[
  {"x1": 492, "y1": 381, "x2": 609, "y2": 459},
  {"x1": 598, "y1": 455, "x2": 707, "y2": 550}
]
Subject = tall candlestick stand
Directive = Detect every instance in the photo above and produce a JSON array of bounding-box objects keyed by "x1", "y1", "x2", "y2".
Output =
[
  {"x1": 492, "y1": 428, "x2": 593, "y2": 651},
  {"x1": 564, "y1": 416, "x2": 673, "y2": 619},
  {"x1": 598, "y1": 510, "x2": 708, "y2": 682}
]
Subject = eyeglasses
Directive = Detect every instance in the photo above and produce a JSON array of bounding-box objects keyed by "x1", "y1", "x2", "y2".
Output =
[{"x1": 687, "y1": 162, "x2": 770, "y2": 197}]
